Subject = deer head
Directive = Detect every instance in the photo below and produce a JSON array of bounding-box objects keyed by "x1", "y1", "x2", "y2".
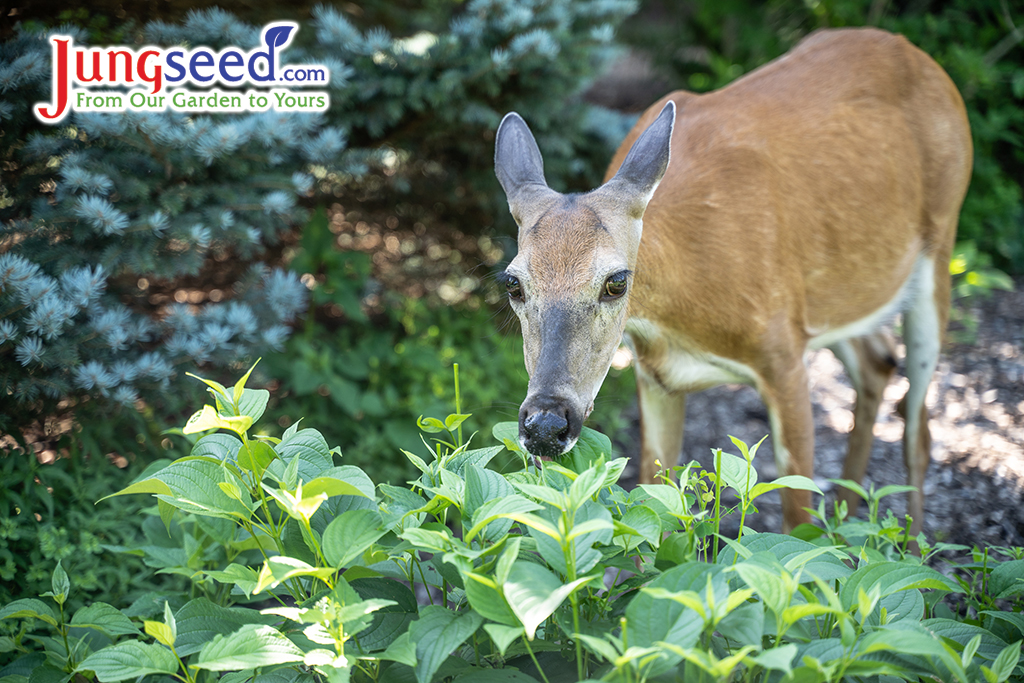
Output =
[{"x1": 494, "y1": 102, "x2": 675, "y2": 459}]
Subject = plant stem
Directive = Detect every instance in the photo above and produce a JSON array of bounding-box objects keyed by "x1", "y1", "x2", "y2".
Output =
[
  {"x1": 454, "y1": 363, "x2": 463, "y2": 447},
  {"x1": 712, "y1": 449, "x2": 723, "y2": 563},
  {"x1": 523, "y1": 637, "x2": 552, "y2": 683}
]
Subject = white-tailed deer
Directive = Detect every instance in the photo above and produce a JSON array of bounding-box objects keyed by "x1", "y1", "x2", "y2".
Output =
[{"x1": 494, "y1": 28, "x2": 972, "y2": 534}]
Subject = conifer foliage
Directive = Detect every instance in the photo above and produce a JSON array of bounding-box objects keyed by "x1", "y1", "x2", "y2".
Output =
[{"x1": 0, "y1": 1, "x2": 637, "y2": 433}]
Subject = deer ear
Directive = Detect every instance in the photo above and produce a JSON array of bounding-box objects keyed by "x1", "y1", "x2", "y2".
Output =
[
  {"x1": 605, "y1": 101, "x2": 675, "y2": 216},
  {"x1": 495, "y1": 112, "x2": 549, "y2": 199},
  {"x1": 495, "y1": 113, "x2": 559, "y2": 226}
]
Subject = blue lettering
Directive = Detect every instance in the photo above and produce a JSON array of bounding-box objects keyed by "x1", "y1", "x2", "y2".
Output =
[
  {"x1": 219, "y1": 50, "x2": 244, "y2": 82},
  {"x1": 165, "y1": 50, "x2": 186, "y2": 82},
  {"x1": 189, "y1": 50, "x2": 215, "y2": 82},
  {"x1": 247, "y1": 23, "x2": 294, "y2": 83}
]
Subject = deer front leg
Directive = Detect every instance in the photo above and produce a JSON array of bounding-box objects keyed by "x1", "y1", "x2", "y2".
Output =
[
  {"x1": 758, "y1": 354, "x2": 816, "y2": 532},
  {"x1": 635, "y1": 364, "x2": 687, "y2": 485}
]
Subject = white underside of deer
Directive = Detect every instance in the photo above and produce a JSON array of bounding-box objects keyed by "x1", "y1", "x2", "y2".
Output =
[{"x1": 495, "y1": 27, "x2": 971, "y2": 535}]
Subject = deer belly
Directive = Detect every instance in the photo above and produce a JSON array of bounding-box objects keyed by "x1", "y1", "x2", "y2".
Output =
[
  {"x1": 805, "y1": 253, "x2": 932, "y2": 350},
  {"x1": 624, "y1": 319, "x2": 758, "y2": 392}
]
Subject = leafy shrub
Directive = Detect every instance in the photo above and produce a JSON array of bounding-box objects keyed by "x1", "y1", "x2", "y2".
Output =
[
  {"x1": 0, "y1": 449, "x2": 186, "y2": 628},
  {"x1": 2, "y1": 365, "x2": 1023, "y2": 682},
  {"x1": 619, "y1": 0, "x2": 1024, "y2": 274}
]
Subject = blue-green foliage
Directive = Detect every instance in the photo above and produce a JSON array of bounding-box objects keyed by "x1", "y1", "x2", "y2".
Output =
[{"x1": 0, "y1": 1, "x2": 638, "y2": 431}]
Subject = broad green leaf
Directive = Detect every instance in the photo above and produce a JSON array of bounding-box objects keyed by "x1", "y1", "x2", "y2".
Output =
[
  {"x1": 575, "y1": 633, "x2": 621, "y2": 663},
  {"x1": 49, "y1": 561, "x2": 69, "y2": 604},
  {"x1": 639, "y1": 484, "x2": 685, "y2": 518},
  {"x1": 465, "y1": 495, "x2": 543, "y2": 542},
  {"x1": 922, "y1": 618, "x2": 1010, "y2": 664},
  {"x1": 568, "y1": 463, "x2": 607, "y2": 510},
  {"x1": 732, "y1": 560, "x2": 790, "y2": 616},
  {"x1": 350, "y1": 578, "x2": 419, "y2": 652},
  {"x1": 203, "y1": 564, "x2": 260, "y2": 599},
  {"x1": 304, "y1": 475, "x2": 371, "y2": 500},
  {"x1": 237, "y1": 440, "x2": 277, "y2": 474},
  {"x1": 963, "y1": 634, "x2": 983, "y2": 669},
  {"x1": 562, "y1": 426, "x2": 614, "y2": 472},
  {"x1": 187, "y1": 373, "x2": 231, "y2": 404},
  {"x1": 749, "y1": 475, "x2": 823, "y2": 501},
  {"x1": 749, "y1": 643, "x2": 798, "y2": 675},
  {"x1": 272, "y1": 428, "x2": 334, "y2": 483},
  {"x1": 863, "y1": 587, "x2": 924, "y2": 629},
  {"x1": 512, "y1": 482, "x2": 569, "y2": 510},
  {"x1": 983, "y1": 611, "x2": 1024, "y2": 640},
  {"x1": 0, "y1": 599, "x2": 58, "y2": 627},
  {"x1": 989, "y1": 560, "x2": 1024, "y2": 600},
  {"x1": 782, "y1": 601, "x2": 839, "y2": 625},
  {"x1": 716, "y1": 450, "x2": 755, "y2": 495},
  {"x1": 232, "y1": 360, "x2": 259, "y2": 404},
  {"x1": 483, "y1": 624, "x2": 525, "y2": 657},
  {"x1": 183, "y1": 404, "x2": 253, "y2": 436},
  {"x1": 408, "y1": 606, "x2": 483, "y2": 683},
  {"x1": 378, "y1": 632, "x2": 417, "y2": 666},
  {"x1": 174, "y1": 598, "x2": 279, "y2": 657},
  {"x1": 492, "y1": 422, "x2": 522, "y2": 453},
  {"x1": 76, "y1": 641, "x2": 179, "y2": 681},
  {"x1": 379, "y1": 484, "x2": 428, "y2": 531},
  {"x1": 462, "y1": 463, "x2": 509, "y2": 514},
  {"x1": 105, "y1": 458, "x2": 251, "y2": 520},
  {"x1": 531, "y1": 501, "x2": 612, "y2": 575},
  {"x1": 858, "y1": 625, "x2": 969, "y2": 682},
  {"x1": 626, "y1": 563, "x2": 722, "y2": 675},
  {"x1": 255, "y1": 556, "x2": 335, "y2": 594},
  {"x1": 503, "y1": 561, "x2": 594, "y2": 639},
  {"x1": 417, "y1": 416, "x2": 447, "y2": 433},
  {"x1": 717, "y1": 600, "x2": 764, "y2": 646},
  {"x1": 613, "y1": 505, "x2": 661, "y2": 551},
  {"x1": 463, "y1": 572, "x2": 517, "y2": 625},
  {"x1": 144, "y1": 620, "x2": 175, "y2": 647},
  {"x1": 237, "y1": 388, "x2": 270, "y2": 422},
  {"x1": 317, "y1": 466, "x2": 376, "y2": 500},
  {"x1": 719, "y1": 533, "x2": 850, "y2": 582},
  {"x1": 841, "y1": 562, "x2": 961, "y2": 610},
  {"x1": 192, "y1": 434, "x2": 244, "y2": 461},
  {"x1": 323, "y1": 509, "x2": 385, "y2": 568},
  {"x1": 444, "y1": 413, "x2": 470, "y2": 431},
  {"x1": 988, "y1": 640, "x2": 1022, "y2": 683},
  {"x1": 70, "y1": 603, "x2": 140, "y2": 637},
  {"x1": 195, "y1": 624, "x2": 304, "y2": 671}
]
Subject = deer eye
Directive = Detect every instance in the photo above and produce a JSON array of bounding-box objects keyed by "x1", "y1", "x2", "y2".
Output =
[
  {"x1": 505, "y1": 274, "x2": 523, "y2": 301},
  {"x1": 601, "y1": 272, "x2": 628, "y2": 301}
]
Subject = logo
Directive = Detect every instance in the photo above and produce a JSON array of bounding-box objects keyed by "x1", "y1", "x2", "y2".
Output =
[{"x1": 35, "y1": 22, "x2": 330, "y2": 124}]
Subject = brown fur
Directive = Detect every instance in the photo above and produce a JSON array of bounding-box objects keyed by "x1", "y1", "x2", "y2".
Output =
[{"x1": 603, "y1": 28, "x2": 972, "y2": 532}]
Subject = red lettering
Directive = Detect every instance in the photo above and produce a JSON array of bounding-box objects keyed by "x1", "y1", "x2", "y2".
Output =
[
  {"x1": 137, "y1": 50, "x2": 162, "y2": 94},
  {"x1": 36, "y1": 37, "x2": 69, "y2": 122}
]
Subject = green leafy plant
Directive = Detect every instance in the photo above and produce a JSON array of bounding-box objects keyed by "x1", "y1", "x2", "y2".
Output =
[{"x1": 2, "y1": 363, "x2": 1023, "y2": 682}]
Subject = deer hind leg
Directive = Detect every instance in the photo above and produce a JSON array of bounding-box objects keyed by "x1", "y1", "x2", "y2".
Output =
[
  {"x1": 829, "y1": 333, "x2": 898, "y2": 519},
  {"x1": 636, "y1": 365, "x2": 687, "y2": 485},
  {"x1": 758, "y1": 351, "x2": 816, "y2": 532},
  {"x1": 900, "y1": 256, "x2": 944, "y2": 537}
]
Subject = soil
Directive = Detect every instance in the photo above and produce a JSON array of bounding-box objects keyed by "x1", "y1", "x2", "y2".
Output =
[{"x1": 611, "y1": 282, "x2": 1024, "y2": 550}]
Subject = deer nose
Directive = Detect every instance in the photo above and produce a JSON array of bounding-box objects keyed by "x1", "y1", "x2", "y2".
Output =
[{"x1": 521, "y1": 407, "x2": 571, "y2": 458}]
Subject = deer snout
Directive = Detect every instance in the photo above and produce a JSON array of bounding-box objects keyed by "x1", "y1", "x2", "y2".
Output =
[{"x1": 519, "y1": 396, "x2": 581, "y2": 459}]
